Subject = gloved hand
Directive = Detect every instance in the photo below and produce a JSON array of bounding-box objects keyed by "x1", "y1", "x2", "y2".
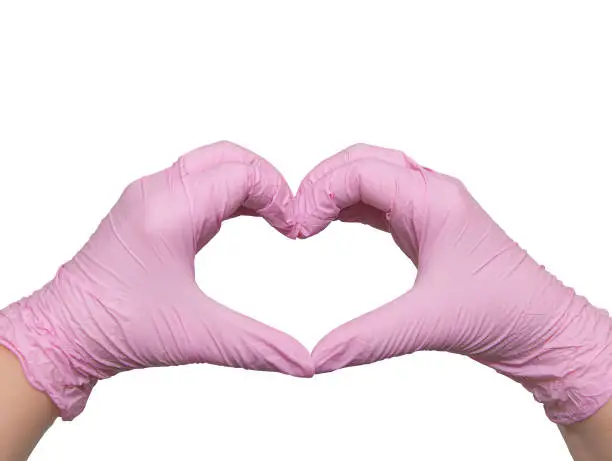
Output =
[
  {"x1": 294, "y1": 143, "x2": 612, "y2": 425},
  {"x1": 0, "y1": 141, "x2": 313, "y2": 421}
]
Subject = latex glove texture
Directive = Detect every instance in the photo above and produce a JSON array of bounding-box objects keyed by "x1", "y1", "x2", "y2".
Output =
[
  {"x1": 295, "y1": 143, "x2": 612, "y2": 425},
  {"x1": 0, "y1": 141, "x2": 313, "y2": 421}
]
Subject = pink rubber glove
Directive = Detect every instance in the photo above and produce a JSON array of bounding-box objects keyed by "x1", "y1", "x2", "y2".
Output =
[
  {"x1": 295, "y1": 143, "x2": 612, "y2": 425},
  {"x1": 0, "y1": 141, "x2": 313, "y2": 421}
]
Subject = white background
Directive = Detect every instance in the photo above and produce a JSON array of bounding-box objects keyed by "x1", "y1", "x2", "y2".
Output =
[{"x1": 1, "y1": 2, "x2": 611, "y2": 460}]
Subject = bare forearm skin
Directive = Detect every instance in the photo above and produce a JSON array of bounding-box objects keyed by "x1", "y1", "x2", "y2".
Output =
[
  {"x1": 0, "y1": 346, "x2": 58, "y2": 461},
  {"x1": 560, "y1": 399, "x2": 612, "y2": 461}
]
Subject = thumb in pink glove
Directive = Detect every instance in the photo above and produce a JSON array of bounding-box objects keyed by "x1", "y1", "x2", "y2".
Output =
[
  {"x1": 295, "y1": 143, "x2": 612, "y2": 425},
  {"x1": 0, "y1": 141, "x2": 313, "y2": 421}
]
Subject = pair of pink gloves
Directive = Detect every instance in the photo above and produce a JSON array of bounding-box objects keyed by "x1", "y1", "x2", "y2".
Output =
[{"x1": 1, "y1": 142, "x2": 611, "y2": 424}]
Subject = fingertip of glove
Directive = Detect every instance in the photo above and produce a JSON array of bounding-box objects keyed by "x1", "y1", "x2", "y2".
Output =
[
  {"x1": 311, "y1": 332, "x2": 374, "y2": 374},
  {"x1": 273, "y1": 221, "x2": 299, "y2": 240},
  {"x1": 263, "y1": 333, "x2": 315, "y2": 378},
  {"x1": 314, "y1": 363, "x2": 339, "y2": 375},
  {"x1": 292, "y1": 217, "x2": 327, "y2": 240},
  {"x1": 313, "y1": 354, "x2": 347, "y2": 375},
  {"x1": 290, "y1": 361, "x2": 316, "y2": 379},
  {"x1": 275, "y1": 348, "x2": 315, "y2": 378},
  {"x1": 280, "y1": 218, "x2": 300, "y2": 240},
  {"x1": 311, "y1": 342, "x2": 345, "y2": 374}
]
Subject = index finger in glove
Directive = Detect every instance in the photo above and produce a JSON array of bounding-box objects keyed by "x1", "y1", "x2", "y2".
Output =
[
  {"x1": 294, "y1": 153, "x2": 428, "y2": 241},
  {"x1": 180, "y1": 141, "x2": 295, "y2": 237}
]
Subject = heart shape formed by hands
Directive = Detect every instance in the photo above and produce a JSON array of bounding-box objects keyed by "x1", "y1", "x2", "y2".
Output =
[{"x1": 1, "y1": 141, "x2": 611, "y2": 426}]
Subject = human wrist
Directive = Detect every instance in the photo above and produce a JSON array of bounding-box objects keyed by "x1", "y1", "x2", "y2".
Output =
[{"x1": 0, "y1": 345, "x2": 59, "y2": 461}]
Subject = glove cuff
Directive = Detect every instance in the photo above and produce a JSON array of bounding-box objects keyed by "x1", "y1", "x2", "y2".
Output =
[
  {"x1": 534, "y1": 301, "x2": 612, "y2": 425},
  {"x1": 0, "y1": 280, "x2": 97, "y2": 421},
  {"x1": 486, "y1": 294, "x2": 612, "y2": 425}
]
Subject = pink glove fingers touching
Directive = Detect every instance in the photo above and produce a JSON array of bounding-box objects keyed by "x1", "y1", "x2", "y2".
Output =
[
  {"x1": 0, "y1": 141, "x2": 313, "y2": 421},
  {"x1": 295, "y1": 143, "x2": 612, "y2": 425},
  {"x1": 181, "y1": 141, "x2": 297, "y2": 237},
  {"x1": 296, "y1": 144, "x2": 413, "y2": 234}
]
